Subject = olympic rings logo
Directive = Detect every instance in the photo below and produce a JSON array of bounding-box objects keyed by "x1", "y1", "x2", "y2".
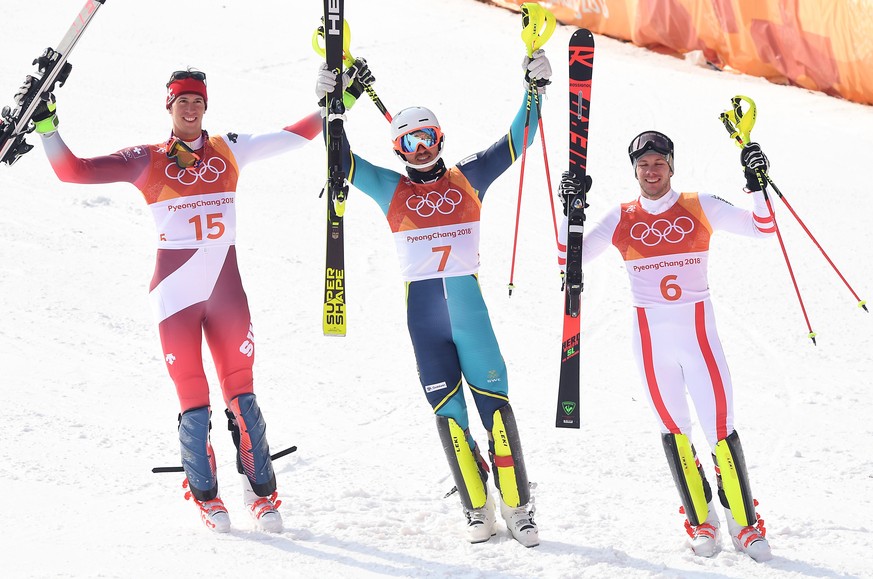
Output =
[
  {"x1": 406, "y1": 188, "x2": 463, "y2": 217},
  {"x1": 164, "y1": 157, "x2": 228, "y2": 186},
  {"x1": 630, "y1": 216, "x2": 694, "y2": 246}
]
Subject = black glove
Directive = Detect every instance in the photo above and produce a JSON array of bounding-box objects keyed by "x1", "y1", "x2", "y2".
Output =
[
  {"x1": 350, "y1": 58, "x2": 374, "y2": 87},
  {"x1": 14, "y1": 75, "x2": 58, "y2": 134},
  {"x1": 559, "y1": 171, "x2": 592, "y2": 216},
  {"x1": 741, "y1": 142, "x2": 769, "y2": 191},
  {"x1": 343, "y1": 58, "x2": 375, "y2": 102}
]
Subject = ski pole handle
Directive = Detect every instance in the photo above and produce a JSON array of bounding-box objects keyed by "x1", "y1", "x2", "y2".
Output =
[
  {"x1": 719, "y1": 94, "x2": 757, "y2": 147},
  {"x1": 312, "y1": 19, "x2": 354, "y2": 66},
  {"x1": 719, "y1": 94, "x2": 766, "y2": 188},
  {"x1": 521, "y1": 3, "x2": 556, "y2": 57},
  {"x1": 313, "y1": 21, "x2": 393, "y2": 122}
]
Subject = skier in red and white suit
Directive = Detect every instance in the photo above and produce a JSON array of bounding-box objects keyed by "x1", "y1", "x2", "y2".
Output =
[
  {"x1": 27, "y1": 69, "x2": 321, "y2": 533},
  {"x1": 559, "y1": 131, "x2": 776, "y2": 561}
]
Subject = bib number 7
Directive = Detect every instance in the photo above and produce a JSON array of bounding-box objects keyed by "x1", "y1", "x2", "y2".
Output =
[{"x1": 432, "y1": 245, "x2": 452, "y2": 272}]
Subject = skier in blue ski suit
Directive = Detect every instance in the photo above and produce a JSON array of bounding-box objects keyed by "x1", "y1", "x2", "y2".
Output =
[{"x1": 316, "y1": 49, "x2": 552, "y2": 546}]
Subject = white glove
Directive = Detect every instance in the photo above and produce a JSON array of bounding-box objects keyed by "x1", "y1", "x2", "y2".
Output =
[
  {"x1": 523, "y1": 49, "x2": 552, "y2": 82},
  {"x1": 315, "y1": 63, "x2": 357, "y2": 101},
  {"x1": 315, "y1": 63, "x2": 338, "y2": 100}
]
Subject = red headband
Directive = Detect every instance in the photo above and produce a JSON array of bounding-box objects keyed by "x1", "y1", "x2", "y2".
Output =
[{"x1": 166, "y1": 78, "x2": 208, "y2": 110}]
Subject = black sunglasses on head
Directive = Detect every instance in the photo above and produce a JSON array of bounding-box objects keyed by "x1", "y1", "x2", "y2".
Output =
[
  {"x1": 628, "y1": 130, "x2": 674, "y2": 162},
  {"x1": 167, "y1": 69, "x2": 207, "y2": 87}
]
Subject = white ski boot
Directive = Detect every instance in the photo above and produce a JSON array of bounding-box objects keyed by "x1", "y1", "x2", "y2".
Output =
[
  {"x1": 500, "y1": 499, "x2": 539, "y2": 547},
  {"x1": 241, "y1": 474, "x2": 283, "y2": 533},
  {"x1": 725, "y1": 507, "x2": 771, "y2": 562},
  {"x1": 684, "y1": 504, "x2": 721, "y2": 557},
  {"x1": 184, "y1": 479, "x2": 231, "y2": 533},
  {"x1": 465, "y1": 493, "x2": 497, "y2": 543}
]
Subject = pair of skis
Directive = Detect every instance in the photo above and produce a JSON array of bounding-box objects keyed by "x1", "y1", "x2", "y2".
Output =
[
  {"x1": 321, "y1": 0, "x2": 348, "y2": 337},
  {"x1": 555, "y1": 29, "x2": 595, "y2": 429},
  {"x1": 0, "y1": 0, "x2": 106, "y2": 166}
]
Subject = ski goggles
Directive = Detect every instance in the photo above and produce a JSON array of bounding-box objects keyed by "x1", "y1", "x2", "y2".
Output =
[
  {"x1": 166, "y1": 69, "x2": 207, "y2": 87},
  {"x1": 394, "y1": 127, "x2": 442, "y2": 154},
  {"x1": 628, "y1": 130, "x2": 673, "y2": 163},
  {"x1": 166, "y1": 136, "x2": 202, "y2": 170}
]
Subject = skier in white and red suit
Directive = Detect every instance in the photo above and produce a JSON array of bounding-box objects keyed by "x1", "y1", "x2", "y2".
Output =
[
  {"x1": 558, "y1": 130, "x2": 776, "y2": 562},
  {"x1": 23, "y1": 68, "x2": 321, "y2": 533}
]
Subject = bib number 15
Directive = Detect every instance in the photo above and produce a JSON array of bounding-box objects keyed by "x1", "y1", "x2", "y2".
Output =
[{"x1": 189, "y1": 213, "x2": 225, "y2": 240}]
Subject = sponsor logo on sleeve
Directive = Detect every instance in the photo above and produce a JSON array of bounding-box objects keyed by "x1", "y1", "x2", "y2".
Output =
[
  {"x1": 121, "y1": 146, "x2": 148, "y2": 161},
  {"x1": 425, "y1": 381, "x2": 448, "y2": 393}
]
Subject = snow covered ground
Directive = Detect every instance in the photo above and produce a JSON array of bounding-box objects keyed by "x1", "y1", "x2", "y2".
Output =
[{"x1": 1, "y1": 0, "x2": 872, "y2": 577}]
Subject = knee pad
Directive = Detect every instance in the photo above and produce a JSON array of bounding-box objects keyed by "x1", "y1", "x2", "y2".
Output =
[
  {"x1": 661, "y1": 433, "x2": 712, "y2": 526},
  {"x1": 436, "y1": 415, "x2": 489, "y2": 510},
  {"x1": 228, "y1": 393, "x2": 276, "y2": 497},
  {"x1": 714, "y1": 430, "x2": 756, "y2": 526},
  {"x1": 178, "y1": 406, "x2": 217, "y2": 501},
  {"x1": 489, "y1": 404, "x2": 530, "y2": 508}
]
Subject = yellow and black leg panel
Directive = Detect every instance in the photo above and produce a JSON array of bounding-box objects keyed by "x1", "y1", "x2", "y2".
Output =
[
  {"x1": 436, "y1": 415, "x2": 488, "y2": 510},
  {"x1": 661, "y1": 433, "x2": 712, "y2": 526},
  {"x1": 489, "y1": 404, "x2": 530, "y2": 508},
  {"x1": 713, "y1": 430, "x2": 756, "y2": 527}
]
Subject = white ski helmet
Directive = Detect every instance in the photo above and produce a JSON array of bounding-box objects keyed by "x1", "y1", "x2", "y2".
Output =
[{"x1": 390, "y1": 106, "x2": 445, "y2": 169}]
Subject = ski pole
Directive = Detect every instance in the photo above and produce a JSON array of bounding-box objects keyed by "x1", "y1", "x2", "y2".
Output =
[
  {"x1": 522, "y1": 3, "x2": 561, "y2": 255},
  {"x1": 508, "y1": 3, "x2": 557, "y2": 296},
  {"x1": 722, "y1": 94, "x2": 868, "y2": 311},
  {"x1": 312, "y1": 21, "x2": 392, "y2": 122},
  {"x1": 151, "y1": 445, "x2": 298, "y2": 474},
  {"x1": 508, "y1": 83, "x2": 535, "y2": 297},
  {"x1": 534, "y1": 90, "x2": 561, "y2": 252},
  {"x1": 762, "y1": 175, "x2": 868, "y2": 312},
  {"x1": 720, "y1": 95, "x2": 817, "y2": 344}
]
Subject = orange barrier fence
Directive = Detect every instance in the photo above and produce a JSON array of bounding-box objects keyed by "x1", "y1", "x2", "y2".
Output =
[{"x1": 487, "y1": 0, "x2": 873, "y2": 106}]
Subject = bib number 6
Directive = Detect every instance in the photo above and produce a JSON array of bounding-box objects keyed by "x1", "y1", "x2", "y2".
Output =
[{"x1": 660, "y1": 274, "x2": 682, "y2": 301}]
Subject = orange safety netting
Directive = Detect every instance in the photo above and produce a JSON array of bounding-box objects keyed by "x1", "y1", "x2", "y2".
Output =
[{"x1": 489, "y1": 0, "x2": 873, "y2": 106}]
